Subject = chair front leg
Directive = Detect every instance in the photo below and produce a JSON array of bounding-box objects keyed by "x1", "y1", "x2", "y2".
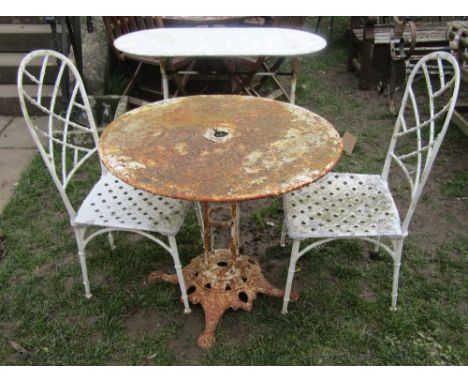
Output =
[
  {"x1": 282, "y1": 239, "x2": 301, "y2": 314},
  {"x1": 280, "y1": 219, "x2": 287, "y2": 247},
  {"x1": 390, "y1": 238, "x2": 404, "y2": 311},
  {"x1": 73, "y1": 227, "x2": 92, "y2": 299}
]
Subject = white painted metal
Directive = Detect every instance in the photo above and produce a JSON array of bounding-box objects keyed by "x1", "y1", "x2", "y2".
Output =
[
  {"x1": 17, "y1": 50, "x2": 192, "y2": 313},
  {"x1": 114, "y1": 28, "x2": 327, "y2": 59},
  {"x1": 114, "y1": 28, "x2": 326, "y2": 103},
  {"x1": 284, "y1": 173, "x2": 403, "y2": 239},
  {"x1": 281, "y1": 51, "x2": 460, "y2": 314}
]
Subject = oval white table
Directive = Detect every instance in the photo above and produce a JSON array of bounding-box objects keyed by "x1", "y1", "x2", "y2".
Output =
[{"x1": 114, "y1": 27, "x2": 327, "y2": 103}]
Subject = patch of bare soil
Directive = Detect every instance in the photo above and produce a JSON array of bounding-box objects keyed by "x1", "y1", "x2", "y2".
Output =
[
  {"x1": 124, "y1": 309, "x2": 164, "y2": 338},
  {"x1": 165, "y1": 306, "x2": 257, "y2": 363},
  {"x1": 359, "y1": 282, "x2": 377, "y2": 303},
  {"x1": 0, "y1": 320, "x2": 22, "y2": 339},
  {"x1": 166, "y1": 307, "x2": 205, "y2": 365},
  {"x1": 33, "y1": 253, "x2": 75, "y2": 277},
  {"x1": 216, "y1": 311, "x2": 260, "y2": 347},
  {"x1": 123, "y1": 306, "x2": 206, "y2": 365}
]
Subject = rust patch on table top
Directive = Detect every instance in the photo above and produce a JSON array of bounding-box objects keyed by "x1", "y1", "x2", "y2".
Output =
[{"x1": 99, "y1": 95, "x2": 343, "y2": 202}]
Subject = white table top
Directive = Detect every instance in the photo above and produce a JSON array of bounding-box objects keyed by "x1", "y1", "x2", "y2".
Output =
[{"x1": 114, "y1": 27, "x2": 327, "y2": 58}]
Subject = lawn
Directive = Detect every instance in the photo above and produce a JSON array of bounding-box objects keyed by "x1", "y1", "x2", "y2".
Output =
[{"x1": 0, "y1": 17, "x2": 467, "y2": 365}]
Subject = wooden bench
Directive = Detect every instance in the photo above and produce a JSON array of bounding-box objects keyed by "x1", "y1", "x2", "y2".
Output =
[
  {"x1": 348, "y1": 17, "x2": 463, "y2": 91},
  {"x1": 448, "y1": 21, "x2": 468, "y2": 136}
]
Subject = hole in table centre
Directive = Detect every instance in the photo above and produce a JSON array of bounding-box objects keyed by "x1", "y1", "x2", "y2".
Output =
[
  {"x1": 203, "y1": 125, "x2": 234, "y2": 143},
  {"x1": 214, "y1": 129, "x2": 228, "y2": 138}
]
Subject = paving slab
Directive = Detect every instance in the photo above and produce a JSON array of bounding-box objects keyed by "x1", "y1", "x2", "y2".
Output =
[
  {"x1": 0, "y1": 84, "x2": 55, "y2": 115},
  {"x1": 0, "y1": 52, "x2": 57, "y2": 84},
  {"x1": 0, "y1": 116, "x2": 47, "y2": 214},
  {"x1": 0, "y1": 116, "x2": 48, "y2": 148},
  {"x1": 0, "y1": 148, "x2": 36, "y2": 213},
  {"x1": 0, "y1": 115, "x2": 13, "y2": 129}
]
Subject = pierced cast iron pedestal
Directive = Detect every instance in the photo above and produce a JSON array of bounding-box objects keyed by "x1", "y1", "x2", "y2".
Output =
[
  {"x1": 150, "y1": 249, "x2": 298, "y2": 348},
  {"x1": 149, "y1": 202, "x2": 298, "y2": 349}
]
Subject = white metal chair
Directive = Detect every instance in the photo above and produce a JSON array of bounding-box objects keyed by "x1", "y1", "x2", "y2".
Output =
[
  {"x1": 280, "y1": 51, "x2": 460, "y2": 314},
  {"x1": 17, "y1": 49, "x2": 192, "y2": 313}
]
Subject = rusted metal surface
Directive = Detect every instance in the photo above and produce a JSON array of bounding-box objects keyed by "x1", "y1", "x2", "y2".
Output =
[
  {"x1": 149, "y1": 249, "x2": 299, "y2": 349},
  {"x1": 202, "y1": 201, "x2": 210, "y2": 264},
  {"x1": 229, "y1": 202, "x2": 239, "y2": 258},
  {"x1": 99, "y1": 94, "x2": 342, "y2": 348},
  {"x1": 99, "y1": 95, "x2": 343, "y2": 203}
]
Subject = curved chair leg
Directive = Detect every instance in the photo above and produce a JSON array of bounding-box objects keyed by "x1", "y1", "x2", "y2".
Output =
[
  {"x1": 373, "y1": 236, "x2": 381, "y2": 253},
  {"x1": 390, "y1": 239, "x2": 404, "y2": 311},
  {"x1": 280, "y1": 220, "x2": 287, "y2": 247},
  {"x1": 168, "y1": 235, "x2": 191, "y2": 314},
  {"x1": 73, "y1": 227, "x2": 92, "y2": 299},
  {"x1": 108, "y1": 232, "x2": 115, "y2": 251},
  {"x1": 282, "y1": 239, "x2": 301, "y2": 314}
]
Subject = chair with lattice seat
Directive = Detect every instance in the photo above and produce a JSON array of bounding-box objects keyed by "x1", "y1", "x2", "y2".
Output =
[
  {"x1": 280, "y1": 51, "x2": 460, "y2": 314},
  {"x1": 17, "y1": 49, "x2": 192, "y2": 313},
  {"x1": 283, "y1": 173, "x2": 403, "y2": 239},
  {"x1": 74, "y1": 172, "x2": 188, "y2": 234}
]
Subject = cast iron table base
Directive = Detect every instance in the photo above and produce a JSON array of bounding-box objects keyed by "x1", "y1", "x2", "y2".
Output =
[{"x1": 149, "y1": 249, "x2": 299, "y2": 349}]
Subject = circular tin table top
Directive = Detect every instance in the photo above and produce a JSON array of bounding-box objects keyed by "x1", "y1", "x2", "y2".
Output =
[{"x1": 99, "y1": 95, "x2": 343, "y2": 202}]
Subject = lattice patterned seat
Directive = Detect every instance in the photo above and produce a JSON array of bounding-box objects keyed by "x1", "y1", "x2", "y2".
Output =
[
  {"x1": 280, "y1": 51, "x2": 460, "y2": 314},
  {"x1": 74, "y1": 172, "x2": 189, "y2": 236},
  {"x1": 17, "y1": 50, "x2": 192, "y2": 313},
  {"x1": 283, "y1": 173, "x2": 402, "y2": 240}
]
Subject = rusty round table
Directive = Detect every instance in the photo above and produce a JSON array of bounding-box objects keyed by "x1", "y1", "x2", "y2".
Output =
[{"x1": 99, "y1": 95, "x2": 343, "y2": 348}]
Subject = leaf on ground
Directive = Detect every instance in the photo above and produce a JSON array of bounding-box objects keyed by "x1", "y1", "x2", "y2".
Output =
[
  {"x1": 9, "y1": 341, "x2": 27, "y2": 354},
  {"x1": 146, "y1": 353, "x2": 158, "y2": 360}
]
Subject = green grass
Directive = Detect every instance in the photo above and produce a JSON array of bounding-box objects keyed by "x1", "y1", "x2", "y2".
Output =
[
  {"x1": 105, "y1": 68, "x2": 130, "y2": 95},
  {"x1": 441, "y1": 170, "x2": 468, "y2": 198},
  {"x1": 0, "y1": 17, "x2": 467, "y2": 365},
  {"x1": 250, "y1": 198, "x2": 282, "y2": 230}
]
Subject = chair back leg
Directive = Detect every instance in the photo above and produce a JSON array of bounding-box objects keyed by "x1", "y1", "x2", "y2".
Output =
[
  {"x1": 107, "y1": 232, "x2": 116, "y2": 251},
  {"x1": 282, "y1": 239, "x2": 301, "y2": 314},
  {"x1": 391, "y1": 239, "x2": 404, "y2": 311},
  {"x1": 371, "y1": 236, "x2": 382, "y2": 256}
]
